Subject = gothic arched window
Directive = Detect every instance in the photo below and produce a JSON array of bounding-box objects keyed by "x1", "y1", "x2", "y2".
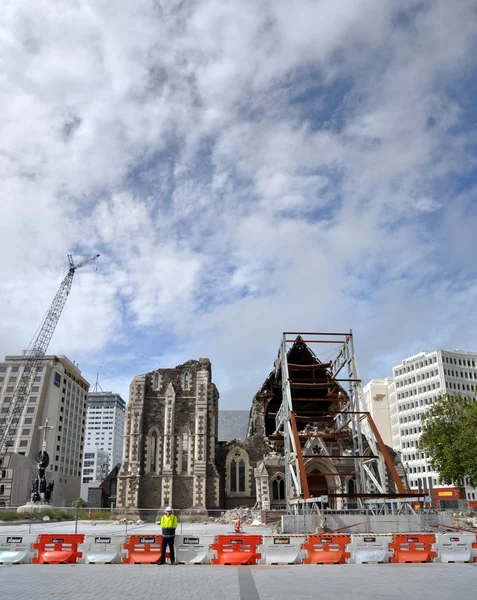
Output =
[
  {"x1": 153, "y1": 372, "x2": 161, "y2": 390},
  {"x1": 150, "y1": 431, "x2": 158, "y2": 472},
  {"x1": 271, "y1": 474, "x2": 285, "y2": 501},
  {"x1": 181, "y1": 427, "x2": 190, "y2": 474},
  {"x1": 230, "y1": 459, "x2": 237, "y2": 492},
  {"x1": 226, "y1": 447, "x2": 249, "y2": 495},
  {"x1": 183, "y1": 372, "x2": 190, "y2": 390}
]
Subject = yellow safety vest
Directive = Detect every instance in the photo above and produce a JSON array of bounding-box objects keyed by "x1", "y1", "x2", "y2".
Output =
[{"x1": 160, "y1": 513, "x2": 178, "y2": 529}]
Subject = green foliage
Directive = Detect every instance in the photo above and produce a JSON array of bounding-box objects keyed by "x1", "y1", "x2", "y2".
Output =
[
  {"x1": 72, "y1": 498, "x2": 88, "y2": 508},
  {"x1": 0, "y1": 510, "x2": 24, "y2": 521},
  {"x1": 418, "y1": 393, "x2": 477, "y2": 487}
]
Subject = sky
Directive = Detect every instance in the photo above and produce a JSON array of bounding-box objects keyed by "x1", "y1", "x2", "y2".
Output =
[{"x1": 1, "y1": 0, "x2": 477, "y2": 409}]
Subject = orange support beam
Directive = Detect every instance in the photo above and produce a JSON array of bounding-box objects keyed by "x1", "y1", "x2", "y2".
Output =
[
  {"x1": 290, "y1": 411, "x2": 310, "y2": 500},
  {"x1": 366, "y1": 413, "x2": 406, "y2": 494}
]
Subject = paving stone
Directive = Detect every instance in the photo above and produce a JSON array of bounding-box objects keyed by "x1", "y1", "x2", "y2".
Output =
[{"x1": 1, "y1": 563, "x2": 477, "y2": 600}]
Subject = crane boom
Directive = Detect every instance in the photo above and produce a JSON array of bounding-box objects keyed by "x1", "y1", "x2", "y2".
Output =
[{"x1": 0, "y1": 254, "x2": 100, "y2": 467}]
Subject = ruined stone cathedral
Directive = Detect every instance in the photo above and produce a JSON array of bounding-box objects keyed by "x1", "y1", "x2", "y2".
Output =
[
  {"x1": 117, "y1": 359, "x2": 220, "y2": 509},
  {"x1": 117, "y1": 344, "x2": 406, "y2": 511}
]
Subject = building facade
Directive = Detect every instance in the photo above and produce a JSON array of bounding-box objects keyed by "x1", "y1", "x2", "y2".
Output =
[
  {"x1": 362, "y1": 378, "x2": 394, "y2": 447},
  {"x1": 117, "y1": 359, "x2": 220, "y2": 510},
  {"x1": 80, "y1": 446, "x2": 110, "y2": 500},
  {"x1": 389, "y1": 349, "x2": 477, "y2": 506},
  {"x1": 84, "y1": 392, "x2": 126, "y2": 470},
  {"x1": 0, "y1": 354, "x2": 89, "y2": 506}
]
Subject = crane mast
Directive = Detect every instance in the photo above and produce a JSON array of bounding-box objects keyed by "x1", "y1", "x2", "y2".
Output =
[{"x1": 0, "y1": 253, "x2": 99, "y2": 468}]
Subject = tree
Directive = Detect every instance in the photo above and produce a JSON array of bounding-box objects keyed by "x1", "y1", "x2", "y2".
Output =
[
  {"x1": 418, "y1": 393, "x2": 477, "y2": 487},
  {"x1": 71, "y1": 498, "x2": 88, "y2": 508}
]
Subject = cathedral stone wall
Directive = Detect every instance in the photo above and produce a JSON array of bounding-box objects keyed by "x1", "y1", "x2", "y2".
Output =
[{"x1": 117, "y1": 358, "x2": 220, "y2": 510}]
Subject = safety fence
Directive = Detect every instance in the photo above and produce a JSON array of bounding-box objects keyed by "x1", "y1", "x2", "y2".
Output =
[
  {"x1": 1, "y1": 532, "x2": 477, "y2": 565},
  {"x1": 0, "y1": 507, "x2": 269, "y2": 536}
]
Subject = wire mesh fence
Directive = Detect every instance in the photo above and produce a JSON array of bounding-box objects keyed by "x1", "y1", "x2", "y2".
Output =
[{"x1": 0, "y1": 506, "x2": 275, "y2": 536}]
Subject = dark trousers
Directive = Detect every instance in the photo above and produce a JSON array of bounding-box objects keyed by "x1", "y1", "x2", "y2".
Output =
[{"x1": 159, "y1": 536, "x2": 175, "y2": 564}]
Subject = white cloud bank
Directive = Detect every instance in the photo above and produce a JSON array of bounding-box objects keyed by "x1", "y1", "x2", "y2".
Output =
[{"x1": 0, "y1": 0, "x2": 476, "y2": 406}]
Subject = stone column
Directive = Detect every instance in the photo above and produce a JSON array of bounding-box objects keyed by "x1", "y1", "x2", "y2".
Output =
[
  {"x1": 117, "y1": 375, "x2": 145, "y2": 509},
  {"x1": 161, "y1": 382, "x2": 176, "y2": 507},
  {"x1": 193, "y1": 368, "x2": 208, "y2": 508}
]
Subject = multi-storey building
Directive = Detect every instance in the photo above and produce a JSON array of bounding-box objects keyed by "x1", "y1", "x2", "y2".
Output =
[
  {"x1": 362, "y1": 378, "x2": 394, "y2": 447},
  {"x1": 389, "y1": 349, "x2": 477, "y2": 506},
  {"x1": 0, "y1": 354, "x2": 89, "y2": 506},
  {"x1": 84, "y1": 392, "x2": 126, "y2": 470},
  {"x1": 80, "y1": 446, "x2": 110, "y2": 500}
]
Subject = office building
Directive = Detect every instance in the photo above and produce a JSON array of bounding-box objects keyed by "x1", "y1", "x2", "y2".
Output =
[
  {"x1": 362, "y1": 378, "x2": 393, "y2": 447},
  {"x1": 80, "y1": 446, "x2": 110, "y2": 500},
  {"x1": 389, "y1": 349, "x2": 477, "y2": 506},
  {"x1": 84, "y1": 391, "x2": 126, "y2": 470},
  {"x1": 0, "y1": 354, "x2": 89, "y2": 506}
]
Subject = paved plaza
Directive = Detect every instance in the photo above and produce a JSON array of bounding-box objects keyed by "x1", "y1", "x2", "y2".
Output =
[
  {"x1": 1, "y1": 563, "x2": 477, "y2": 600},
  {"x1": 1, "y1": 521, "x2": 477, "y2": 599}
]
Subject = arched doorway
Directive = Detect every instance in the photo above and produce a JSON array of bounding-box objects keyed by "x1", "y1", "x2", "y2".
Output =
[
  {"x1": 305, "y1": 458, "x2": 342, "y2": 508},
  {"x1": 307, "y1": 470, "x2": 328, "y2": 497}
]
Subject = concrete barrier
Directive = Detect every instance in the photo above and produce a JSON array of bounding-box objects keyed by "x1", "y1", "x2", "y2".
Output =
[
  {"x1": 0, "y1": 535, "x2": 38, "y2": 564},
  {"x1": 258, "y1": 536, "x2": 305, "y2": 564},
  {"x1": 432, "y1": 533, "x2": 476, "y2": 563},
  {"x1": 78, "y1": 535, "x2": 126, "y2": 564},
  {"x1": 348, "y1": 535, "x2": 393, "y2": 564}
]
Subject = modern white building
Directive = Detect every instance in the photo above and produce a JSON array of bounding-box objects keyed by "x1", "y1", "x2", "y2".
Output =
[
  {"x1": 0, "y1": 354, "x2": 89, "y2": 506},
  {"x1": 389, "y1": 349, "x2": 477, "y2": 505},
  {"x1": 84, "y1": 391, "x2": 126, "y2": 471},
  {"x1": 80, "y1": 446, "x2": 110, "y2": 500},
  {"x1": 362, "y1": 378, "x2": 393, "y2": 447}
]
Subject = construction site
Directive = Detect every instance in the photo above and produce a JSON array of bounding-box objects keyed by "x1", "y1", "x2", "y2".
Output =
[{"x1": 0, "y1": 256, "x2": 474, "y2": 569}]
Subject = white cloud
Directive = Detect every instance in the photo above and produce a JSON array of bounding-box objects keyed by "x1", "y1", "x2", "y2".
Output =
[{"x1": 0, "y1": 0, "x2": 476, "y2": 406}]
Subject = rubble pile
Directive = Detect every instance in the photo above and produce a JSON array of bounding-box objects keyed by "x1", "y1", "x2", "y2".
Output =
[
  {"x1": 111, "y1": 518, "x2": 145, "y2": 525},
  {"x1": 452, "y1": 513, "x2": 477, "y2": 529},
  {"x1": 214, "y1": 506, "x2": 263, "y2": 526}
]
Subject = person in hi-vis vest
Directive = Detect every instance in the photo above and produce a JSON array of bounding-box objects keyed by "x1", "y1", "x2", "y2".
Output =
[{"x1": 159, "y1": 506, "x2": 178, "y2": 564}]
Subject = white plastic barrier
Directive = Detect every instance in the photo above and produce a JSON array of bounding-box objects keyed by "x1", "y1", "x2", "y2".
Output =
[
  {"x1": 348, "y1": 535, "x2": 393, "y2": 564},
  {"x1": 78, "y1": 535, "x2": 127, "y2": 564},
  {"x1": 432, "y1": 533, "x2": 476, "y2": 563},
  {"x1": 0, "y1": 535, "x2": 38, "y2": 565},
  {"x1": 175, "y1": 535, "x2": 216, "y2": 564},
  {"x1": 258, "y1": 536, "x2": 306, "y2": 565}
]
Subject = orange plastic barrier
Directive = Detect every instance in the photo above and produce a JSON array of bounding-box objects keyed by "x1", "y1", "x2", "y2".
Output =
[
  {"x1": 122, "y1": 535, "x2": 164, "y2": 564},
  {"x1": 473, "y1": 538, "x2": 477, "y2": 563},
  {"x1": 390, "y1": 534, "x2": 436, "y2": 563},
  {"x1": 32, "y1": 534, "x2": 84, "y2": 564},
  {"x1": 211, "y1": 535, "x2": 262, "y2": 565},
  {"x1": 302, "y1": 534, "x2": 350, "y2": 564}
]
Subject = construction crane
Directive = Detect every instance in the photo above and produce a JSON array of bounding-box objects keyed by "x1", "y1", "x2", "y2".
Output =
[{"x1": 0, "y1": 253, "x2": 100, "y2": 469}]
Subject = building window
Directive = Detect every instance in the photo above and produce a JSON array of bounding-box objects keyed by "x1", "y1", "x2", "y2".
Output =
[
  {"x1": 271, "y1": 474, "x2": 286, "y2": 502},
  {"x1": 150, "y1": 431, "x2": 157, "y2": 472},
  {"x1": 19, "y1": 440, "x2": 28, "y2": 447},
  {"x1": 22, "y1": 429, "x2": 30, "y2": 435},
  {"x1": 181, "y1": 428, "x2": 190, "y2": 474},
  {"x1": 153, "y1": 372, "x2": 161, "y2": 390},
  {"x1": 230, "y1": 459, "x2": 237, "y2": 492},
  {"x1": 227, "y1": 447, "x2": 249, "y2": 495},
  {"x1": 183, "y1": 372, "x2": 190, "y2": 390},
  {"x1": 26, "y1": 407, "x2": 35, "y2": 414}
]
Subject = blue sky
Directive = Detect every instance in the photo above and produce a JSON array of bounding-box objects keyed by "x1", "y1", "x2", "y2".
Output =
[{"x1": 1, "y1": 0, "x2": 477, "y2": 407}]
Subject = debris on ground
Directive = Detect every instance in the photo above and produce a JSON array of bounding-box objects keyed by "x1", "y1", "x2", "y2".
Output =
[
  {"x1": 111, "y1": 518, "x2": 144, "y2": 525},
  {"x1": 214, "y1": 506, "x2": 263, "y2": 526}
]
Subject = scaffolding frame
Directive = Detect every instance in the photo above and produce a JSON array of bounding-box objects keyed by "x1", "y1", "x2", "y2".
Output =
[{"x1": 274, "y1": 331, "x2": 406, "y2": 511}]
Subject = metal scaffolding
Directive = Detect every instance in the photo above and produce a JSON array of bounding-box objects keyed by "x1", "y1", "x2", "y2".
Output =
[{"x1": 273, "y1": 331, "x2": 406, "y2": 511}]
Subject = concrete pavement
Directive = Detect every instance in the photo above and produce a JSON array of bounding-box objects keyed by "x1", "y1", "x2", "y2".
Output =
[{"x1": 1, "y1": 563, "x2": 477, "y2": 600}]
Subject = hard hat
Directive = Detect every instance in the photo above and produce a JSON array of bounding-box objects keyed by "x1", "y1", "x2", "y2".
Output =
[{"x1": 165, "y1": 506, "x2": 173, "y2": 512}]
